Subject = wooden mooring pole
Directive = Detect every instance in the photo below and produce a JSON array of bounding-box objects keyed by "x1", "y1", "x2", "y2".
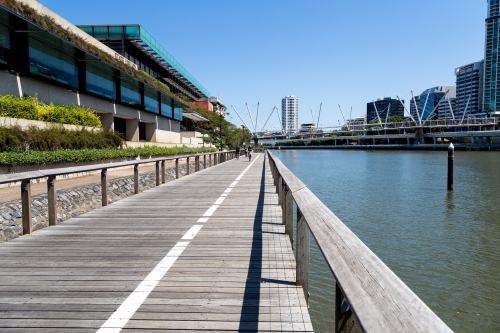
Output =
[{"x1": 448, "y1": 143, "x2": 454, "y2": 191}]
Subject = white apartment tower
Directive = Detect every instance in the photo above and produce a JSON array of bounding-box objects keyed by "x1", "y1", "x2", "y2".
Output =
[
  {"x1": 455, "y1": 61, "x2": 484, "y2": 118},
  {"x1": 282, "y1": 95, "x2": 298, "y2": 133}
]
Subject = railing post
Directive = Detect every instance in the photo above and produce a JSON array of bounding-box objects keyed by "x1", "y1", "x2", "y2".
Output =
[
  {"x1": 101, "y1": 168, "x2": 108, "y2": 207},
  {"x1": 282, "y1": 182, "x2": 293, "y2": 242},
  {"x1": 204, "y1": 154, "x2": 207, "y2": 169},
  {"x1": 134, "y1": 164, "x2": 139, "y2": 194},
  {"x1": 278, "y1": 175, "x2": 283, "y2": 204},
  {"x1": 161, "y1": 160, "x2": 166, "y2": 184},
  {"x1": 155, "y1": 161, "x2": 160, "y2": 186},
  {"x1": 21, "y1": 179, "x2": 32, "y2": 235},
  {"x1": 335, "y1": 282, "x2": 358, "y2": 333},
  {"x1": 47, "y1": 175, "x2": 56, "y2": 226},
  {"x1": 215, "y1": 153, "x2": 218, "y2": 165},
  {"x1": 195, "y1": 156, "x2": 199, "y2": 172},
  {"x1": 186, "y1": 157, "x2": 190, "y2": 175},
  {"x1": 175, "y1": 158, "x2": 179, "y2": 179},
  {"x1": 296, "y1": 207, "x2": 309, "y2": 308}
]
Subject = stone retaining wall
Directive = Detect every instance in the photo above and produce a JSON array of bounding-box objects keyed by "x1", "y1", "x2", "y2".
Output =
[{"x1": 0, "y1": 161, "x2": 202, "y2": 242}]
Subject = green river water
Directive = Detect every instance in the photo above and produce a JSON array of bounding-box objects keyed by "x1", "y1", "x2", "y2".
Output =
[{"x1": 276, "y1": 149, "x2": 500, "y2": 333}]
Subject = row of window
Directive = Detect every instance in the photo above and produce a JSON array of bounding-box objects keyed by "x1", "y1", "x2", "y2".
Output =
[{"x1": 25, "y1": 36, "x2": 181, "y2": 120}]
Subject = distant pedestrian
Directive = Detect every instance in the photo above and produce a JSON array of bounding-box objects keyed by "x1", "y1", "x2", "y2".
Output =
[
  {"x1": 235, "y1": 146, "x2": 240, "y2": 159},
  {"x1": 244, "y1": 147, "x2": 248, "y2": 158},
  {"x1": 248, "y1": 146, "x2": 253, "y2": 162}
]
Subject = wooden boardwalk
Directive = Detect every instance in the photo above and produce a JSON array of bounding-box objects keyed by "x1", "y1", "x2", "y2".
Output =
[{"x1": 0, "y1": 154, "x2": 312, "y2": 332}]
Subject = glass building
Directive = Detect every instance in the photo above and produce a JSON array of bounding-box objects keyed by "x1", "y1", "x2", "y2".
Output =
[
  {"x1": 484, "y1": 0, "x2": 500, "y2": 116},
  {"x1": 366, "y1": 98, "x2": 404, "y2": 123},
  {"x1": 78, "y1": 25, "x2": 210, "y2": 102},
  {"x1": 0, "y1": 2, "x2": 199, "y2": 142},
  {"x1": 411, "y1": 87, "x2": 455, "y2": 121}
]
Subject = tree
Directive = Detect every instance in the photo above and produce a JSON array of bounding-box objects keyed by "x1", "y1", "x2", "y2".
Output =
[{"x1": 186, "y1": 108, "x2": 251, "y2": 149}]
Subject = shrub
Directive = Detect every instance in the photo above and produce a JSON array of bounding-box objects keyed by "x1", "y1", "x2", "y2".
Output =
[
  {"x1": 0, "y1": 94, "x2": 101, "y2": 127},
  {"x1": 0, "y1": 126, "x2": 123, "y2": 152},
  {"x1": 0, "y1": 146, "x2": 217, "y2": 166}
]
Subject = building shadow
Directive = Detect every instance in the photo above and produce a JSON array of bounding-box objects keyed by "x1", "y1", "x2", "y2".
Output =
[{"x1": 238, "y1": 158, "x2": 266, "y2": 332}]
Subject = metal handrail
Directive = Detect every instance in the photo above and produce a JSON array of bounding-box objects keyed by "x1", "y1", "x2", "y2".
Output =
[{"x1": 267, "y1": 151, "x2": 453, "y2": 333}]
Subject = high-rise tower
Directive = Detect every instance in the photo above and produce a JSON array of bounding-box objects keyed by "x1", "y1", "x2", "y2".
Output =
[
  {"x1": 281, "y1": 95, "x2": 298, "y2": 134},
  {"x1": 483, "y1": 0, "x2": 500, "y2": 116}
]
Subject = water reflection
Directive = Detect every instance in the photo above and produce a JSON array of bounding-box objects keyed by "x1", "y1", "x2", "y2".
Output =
[{"x1": 279, "y1": 149, "x2": 500, "y2": 333}]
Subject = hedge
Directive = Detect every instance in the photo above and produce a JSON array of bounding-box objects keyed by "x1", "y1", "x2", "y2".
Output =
[
  {"x1": 0, "y1": 94, "x2": 101, "y2": 127},
  {"x1": 0, "y1": 126, "x2": 123, "y2": 152},
  {"x1": 0, "y1": 146, "x2": 217, "y2": 166}
]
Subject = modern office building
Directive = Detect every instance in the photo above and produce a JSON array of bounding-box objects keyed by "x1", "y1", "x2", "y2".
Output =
[
  {"x1": 366, "y1": 98, "x2": 404, "y2": 123},
  {"x1": 455, "y1": 61, "x2": 484, "y2": 118},
  {"x1": 436, "y1": 96, "x2": 457, "y2": 120},
  {"x1": 410, "y1": 87, "x2": 456, "y2": 121},
  {"x1": 483, "y1": 0, "x2": 500, "y2": 117},
  {"x1": 0, "y1": 0, "x2": 213, "y2": 145},
  {"x1": 77, "y1": 24, "x2": 210, "y2": 103},
  {"x1": 282, "y1": 95, "x2": 298, "y2": 133}
]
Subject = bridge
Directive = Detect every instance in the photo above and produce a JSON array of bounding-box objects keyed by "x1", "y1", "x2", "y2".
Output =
[{"x1": 0, "y1": 151, "x2": 453, "y2": 332}]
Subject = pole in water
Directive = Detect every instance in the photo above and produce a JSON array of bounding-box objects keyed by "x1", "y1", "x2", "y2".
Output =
[{"x1": 448, "y1": 143, "x2": 454, "y2": 191}]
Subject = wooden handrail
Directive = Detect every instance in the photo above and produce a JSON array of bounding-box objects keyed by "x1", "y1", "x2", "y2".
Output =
[
  {"x1": 1, "y1": 150, "x2": 235, "y2": 235},
  {"x1": 267, "y1": 150, "x2": 453, "y2": 333}
]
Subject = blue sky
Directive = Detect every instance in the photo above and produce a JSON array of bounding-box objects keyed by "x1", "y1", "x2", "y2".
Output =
[{"x1": 40, "y1": 0, "x2": 485, "y2": 132}]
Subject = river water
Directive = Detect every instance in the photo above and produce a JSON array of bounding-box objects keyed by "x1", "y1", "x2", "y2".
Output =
[{"x1": 276, "y1": 149, "x2": 500, "y2": 333}]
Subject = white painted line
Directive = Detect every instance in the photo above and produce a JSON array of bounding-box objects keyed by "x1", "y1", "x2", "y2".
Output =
[
  {"x1": 229, "y1": 181, "x2": 238, "y2": 187},
  {"x1": 214, "y1": 196, "x2": 226, "y2": 205},
  {"x1": 98, "y1": 154, "x2": 262, "y2": 333},
  {"x1": 203, "y1": 205, "x2": 219, "y2": 217},
  {"x1": 97, "y1": 242, "x2": 189, "y2": 332},
  {"x1": 182, "y1": 225, "x2": 203, "y2": 240}
]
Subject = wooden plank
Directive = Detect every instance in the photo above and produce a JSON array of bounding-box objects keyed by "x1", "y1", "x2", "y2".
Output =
[{"x1": 0, "y1": 154, "x2": 311, "y2": 332}]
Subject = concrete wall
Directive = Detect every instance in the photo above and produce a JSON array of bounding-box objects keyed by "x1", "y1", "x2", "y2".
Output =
[{"x1": 0, "y1": 116, "x2": 100, "y2": 131}]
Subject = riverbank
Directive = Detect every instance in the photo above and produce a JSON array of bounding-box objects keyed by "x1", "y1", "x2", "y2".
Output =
[{"x1": 268, "y1": 143, "x2": 500, "y2": 151}]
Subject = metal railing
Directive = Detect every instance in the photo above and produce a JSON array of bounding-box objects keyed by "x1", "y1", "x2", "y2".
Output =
[
  {"x1": 0, "y1": 151, "x2": 236, "y2": 236},
  {"x1": 267, "y1": 151, "x2": 453, "y2": 333}
]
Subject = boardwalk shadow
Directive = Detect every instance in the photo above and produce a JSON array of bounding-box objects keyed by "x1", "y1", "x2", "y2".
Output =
[{"x1": 238, "y1": 158, "x2": 265, "y2": 331}]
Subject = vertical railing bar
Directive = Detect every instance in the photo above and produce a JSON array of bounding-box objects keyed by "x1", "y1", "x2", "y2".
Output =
[
  {"x1": 296, "y1": 207, "x2": 310, "y2": 308},
  {"x1": 134, "y1": 164, "x2": 139, "y2": 194},
  {"x1": 21, "y1": 179, "x2": 32, "y2": 235},
  {"x1": 204, "y1": 154, "x2": 207, "y2": 169},
  {"x1": 161, "y1": 160, "x2": 166, "y2": 184},
  {"x1": 47, "y1": 175, "x2": 56, "y2": 226},
  {"x1": 101, "y1": 168, "x2": 108, "y2": 207},
  {"x1": 155, "y1": 161, "x2": 160, "y2": 186},
  {"x1": 186, "y1": 157, "x2": 190, "y2": 175},
  {"x1": 175, "y1": 158, "x2": 179, "y2": 179}
]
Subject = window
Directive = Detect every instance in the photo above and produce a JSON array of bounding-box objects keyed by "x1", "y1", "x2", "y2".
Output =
[
  {"x1": 0, "y1": 23, "x2": 11, "y2": 65},
  {"x1": 125, "y1": 26, "x2": 140, "y2": 38},
  {"x1": 28, "y1": 37, "x2": 78, "y2": 88},
  {"x1": 144, "y1": 89, "x2": 159, "y2": 113},
  {"x1": 93, "y1": 26, "x2": 108, "y2": 38},
  {"x1": 86, "y1": 64, "x2": 116, "y2": 100},
  {"x1": 161, "y1": 95, "x2": 173, "y2": 118},
  {"x1": 174, "y1": 107, "x2": 183, "y2": 121},
  {"x1": 120, "y1": 77, "x2": 141, "y2": 105},
  {"x1": 109, "y1": 26, "x2": 123, "y2": 38}
]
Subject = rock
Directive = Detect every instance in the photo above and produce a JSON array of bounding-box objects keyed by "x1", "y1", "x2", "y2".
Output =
[
  {"x1": 11, "y1": 211, "x2": 21, "y2": 218},
  {"x1": 1, "y1": 213, "x2": 11, "y2": 220}
]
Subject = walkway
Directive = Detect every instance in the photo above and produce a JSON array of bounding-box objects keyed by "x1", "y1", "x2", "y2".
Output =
[{"x1": 0, "y1": 154, "x2": 312, "y2": 332}]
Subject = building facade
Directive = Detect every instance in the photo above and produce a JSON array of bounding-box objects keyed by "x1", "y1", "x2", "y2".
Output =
[
  {"x1": 0, "y1": 1, "x2": 212, "y2": 145},
  {"x1": 411, "y1": 87, "x2": 456, "y2": 121},
  {"x1": 282, "y1": 95, "x2": 298, "y2": 133},
  {"x1": 455, "y1": 61, "x2": 484, "y2": 118},
  {"x1": 366, "y1": 98, "x2": 404, "y2": 123},
  {"x1": 483, "y1": 0, "x2": 500, "y2": 116}
]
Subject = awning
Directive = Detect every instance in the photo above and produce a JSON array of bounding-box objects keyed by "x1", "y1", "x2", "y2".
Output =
[{"x1": 182, "y1": 111, "x2": 210, "y2": 122}]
